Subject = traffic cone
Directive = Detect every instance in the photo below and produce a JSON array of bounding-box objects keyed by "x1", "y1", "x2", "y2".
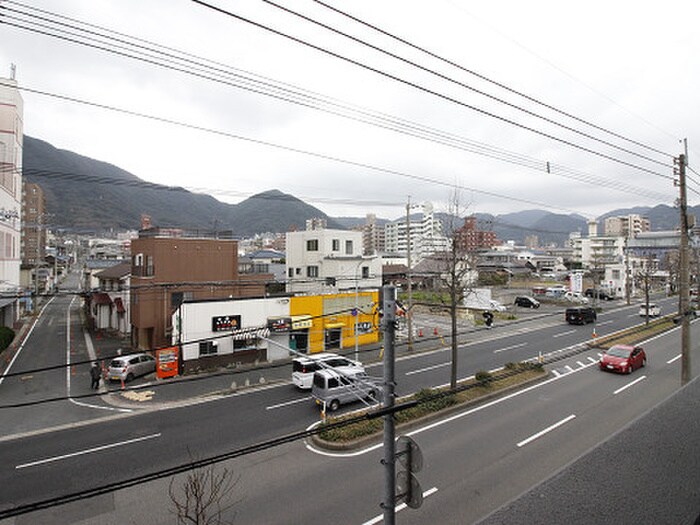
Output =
[
  {"x1": 120, "y1": 377, "x2": 125, "y2": 390},
  {"x1": 434, "y1": 327, "x2": 438, "y2": 336},
  {"x1": 418, "y1": 328, "x2": 423, "y2": 337}
]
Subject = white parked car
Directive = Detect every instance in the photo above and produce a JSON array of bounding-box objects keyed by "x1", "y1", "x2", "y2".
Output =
[
  {"x1": 489, "y1": 300, "x2": 507, "y2": 312},
  {"x1": 564, "y1": 291, "x2": 589, "y2": 304},
  {"x1": 292, "y1": 353, "x2": 364, "y2": 390},
  {"x1": 639, "y1": 303, "x2": 661, "y2": 317}
]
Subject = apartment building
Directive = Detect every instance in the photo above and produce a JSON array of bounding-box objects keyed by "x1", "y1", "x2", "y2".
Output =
[
  {"x1": 130, "y1": 228, "x2": 269, "y2": 350},
  {"x1": 604, "y1": 214, "x2": 650, "y2": 238},
  {"x1": 454, "y1": 215, "x2": 499, "y2": 252},
  {"x1": 0, "y1": 71, "x2": 23, "y2": 325},
  {"x1": 285, "y1": 227, "x2": 382, "y2": 294},
  {"x1": 384, "y1": 202, "x2": 450, "y2": 263}
]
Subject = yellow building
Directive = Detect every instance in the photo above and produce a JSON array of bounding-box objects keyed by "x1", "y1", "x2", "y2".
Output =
[{"x1": 289, "y1": 291, "x2": 379, "y2": 354}]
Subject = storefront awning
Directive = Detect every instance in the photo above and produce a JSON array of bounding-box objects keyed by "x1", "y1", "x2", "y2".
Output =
[
  {"x1": 231, "y1": 327, "x2": 270, "y2": 340},
  {"x1": 291, "y1": 315, "x2": 312, "y2": 330},
  {"x1": 324, "y1": 322, "x2": 345, "y2": 329}
]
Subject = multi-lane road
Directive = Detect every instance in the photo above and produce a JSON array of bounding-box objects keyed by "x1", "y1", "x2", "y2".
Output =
[{"x1": 0, "y1": 293, "x2": 693, "y2": 523}]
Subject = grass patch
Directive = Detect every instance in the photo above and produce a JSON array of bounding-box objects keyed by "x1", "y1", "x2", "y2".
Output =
[
  {"x1": 317, "y1": 362, "x2": 545, "y2": 444},
  {"x1": 594, "y1": 317, "x2": 675, "y2": 350}
]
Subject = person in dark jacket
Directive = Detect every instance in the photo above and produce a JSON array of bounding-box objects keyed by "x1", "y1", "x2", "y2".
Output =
[{"x1": 90, "y1": 363, "x2": 101, "y2": 390}]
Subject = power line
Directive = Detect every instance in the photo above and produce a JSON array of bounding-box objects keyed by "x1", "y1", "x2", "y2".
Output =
[
  {"x1": 262, "y1": 0, "x2": 672, "y2": 166},
  {"x1": 190, "y1": 0, "x2": 674, "y2": 180},
  {"x1": 311, "y1": 0, "x2": 674, "y2": 159},
  {"x1": 1, "y1": 83, "x2": 674, "y2": 216}
]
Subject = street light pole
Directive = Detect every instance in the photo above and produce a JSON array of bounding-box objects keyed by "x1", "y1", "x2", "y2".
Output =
[{"x1": 406, "y1": 198, "x2": 413, "y2": 352}]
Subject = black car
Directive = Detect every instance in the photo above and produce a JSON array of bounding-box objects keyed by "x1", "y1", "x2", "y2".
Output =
[
  {"x1": 566, "y1": 307, "x2": 597, "y2": 325},
  {"x1": 514, "y1": 296, "x2": 540, "y2": 308},
  {"x1": 584, "y1": 288, "x2": 613, "y2": 300}
]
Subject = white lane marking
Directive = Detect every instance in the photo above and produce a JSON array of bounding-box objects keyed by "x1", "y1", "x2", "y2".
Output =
[
  {"x1": 576, "y1": 361, "x2": 585, "y2": 367},
  {"x1": 406, "y1": 361, "x2": 450, "y2": 375},
  {"x1": 613, "y1": 375, "x2": 647, "y2": 395},
  {"x1": 587, "y1": 357, "x2": 599, "y2": 364},
  {"x1": 565, "y1": 365, "x2": 574, "y2": 372},
  {"x1": 552, "y1": 370, "x2": 561, "y2": 377},
  {"x1": 493, "y1": 342, "x2": 527, "y2": 354},
  {"x1": 0, "y1": 297, "x2": 56, "y2": 387},
  {"x1": 667, "y1": 354, "x2": 681, "y2": 364},
  {"x1": 597, "y1": 320, "x2": 614, "y2": 326},
  {"x1": 517, "y1": 414, "x2": 576, "y2": 448},
  {"x1": 553, "y1": 330, "x2": 576, "y2": 338},
  {"x1": 362, "y1": 487, "x2": 438, "y2": 525},
  {"x1": 15, "y1": 433, "x2": 161, "y2": 469},
  {"x1": 266, "y1": 396, "x2": 312, "y2": 410}
]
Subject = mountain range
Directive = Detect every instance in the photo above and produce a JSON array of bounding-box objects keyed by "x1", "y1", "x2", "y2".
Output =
[{"x1": 22, "y1": 136, "x2": 694, "y2": 245}]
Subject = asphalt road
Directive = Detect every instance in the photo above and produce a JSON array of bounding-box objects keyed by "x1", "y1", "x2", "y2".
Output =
[
  {"x1": 6, "y1": 313, "x2": 693, "y2": 524},
  {"x1": 0, "y1": 293, "x2": 688, "y2": 522}
]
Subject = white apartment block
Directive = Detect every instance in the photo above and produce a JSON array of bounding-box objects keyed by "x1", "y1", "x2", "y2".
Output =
[
  {"x1": 604, "y1": 214, "x2": 650, "y2": 238},
  {"x1": 0, "y1": 71, "x2": 23, "y2": 326},
  {"x1": 384, "y1": 202, "x2": 450, "y2": 264},
  {"x1": 571, "y1": 221, "x2": 626, "y2": 269},
  {"x1": 285, "y1": 228, "x2": 382, "y2": 294}
]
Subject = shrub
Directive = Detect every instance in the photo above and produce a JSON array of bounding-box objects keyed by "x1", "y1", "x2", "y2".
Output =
[
  {"x1": 475, "y1": 370, "x2": 493, "y2": 387},
  {"x1": 0, "y1": 326, "x2": 14, "y2": 351}
]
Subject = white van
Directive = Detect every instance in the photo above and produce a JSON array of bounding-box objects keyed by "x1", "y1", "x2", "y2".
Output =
[
  {"x1": 291, "y1": 353, "x2": 364, "y2": 390},
  {"x1": 311, "y1": 369, "x2": 381, "y2": 411},
  {"x1": 639, "y1": 303, "x2": 661, "y2": 317}
]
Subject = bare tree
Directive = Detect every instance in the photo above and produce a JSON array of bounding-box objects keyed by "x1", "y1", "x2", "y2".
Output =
[
  {"x1": 635, "y1": 253, "x2": 657, "y2": 325},
  {"x1": 440, "y1": 189, "x2": 478, "y2": 390},
  {"x1": 169, "y1": 461, "x2": 241, "y2": 525}
]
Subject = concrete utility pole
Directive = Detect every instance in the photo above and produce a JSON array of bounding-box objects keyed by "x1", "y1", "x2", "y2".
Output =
[
  {"x1": 381, "y1": 285, "x2": 397, "y2": 524},
  {"x1": 676, "y1": 151, "x2": 691, "y2": 384},
  {"x1": 406, "y1": 198, "x2": 414, "y2": 351}
]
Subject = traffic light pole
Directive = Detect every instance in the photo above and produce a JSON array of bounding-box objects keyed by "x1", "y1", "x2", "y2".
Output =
[{"x1": 381, "y1": 285, "x2": 396, "y2": 524}]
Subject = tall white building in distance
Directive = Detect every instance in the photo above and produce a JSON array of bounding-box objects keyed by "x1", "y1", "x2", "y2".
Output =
[
  {"x1": 384, "y1": 202, "x2": 450, "y2": 264},
  {"x1": 0, "y1": 68, "x2": 23, "y2": 325}
]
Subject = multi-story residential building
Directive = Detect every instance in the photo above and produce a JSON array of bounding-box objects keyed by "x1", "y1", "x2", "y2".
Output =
[
  {"x1": 571, "y1": 220, "x2": 626, "y2": 269},
  {"x1": 384, "y1": 202, "x2": 450, "y2": 263},
  {"x1": 360, "y1": 213, "x2": 385, "y2": 255},
  {"x1": 604, "y1": 214, "x2": 650, "y2": 238},
  {"x1": 285, "y1": 228, "x2": 382, "y2": 294},
  {"x1": 0, "y1": 70, "x2": 23, "y2": 325},
  {"x1": 20, "y1": 182, "x2": 45, "y2": 266},
  {"x1": 454, "y1": 215, "x2": 499, "y2": 252},
  {"x1": 130, "y1": 228, "x2": 269, "y2": 350}
]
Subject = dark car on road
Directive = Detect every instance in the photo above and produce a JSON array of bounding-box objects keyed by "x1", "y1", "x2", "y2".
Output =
[
  {"x1": 565, "y1": 307, "x2": 597, "y2": 325},
  {"x1": 584, "y1": 288, "x2": 613, "y2": 300},
  {"x1": 599, "y1": 345, "x2": 646, "y2": 374},
  {"x1": 514, "y1": 296, "x2": 540, "y2": 308}
]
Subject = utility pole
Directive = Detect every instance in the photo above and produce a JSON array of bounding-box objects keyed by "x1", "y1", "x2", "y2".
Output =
[
  {"x1": 406, "y1": 198, "x2": 413, "y2": 351},
  {"x1": 676, "y1": 151, "x2": 691, "y2": 385},
  {"x1": 381, "y1": 285, "x2": 397, "y2": 524}
]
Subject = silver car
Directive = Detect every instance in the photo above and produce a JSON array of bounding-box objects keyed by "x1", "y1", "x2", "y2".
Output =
[
  {"x1": 107, "y1": 353, "x2": 156, "y2": 382},
  {"x1": 311, "y1": 369, "x2": 381, "y2": 411}
]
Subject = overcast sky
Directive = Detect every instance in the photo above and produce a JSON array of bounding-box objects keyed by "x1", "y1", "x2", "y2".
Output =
[{"x1": 1, "y1": 0, "x2": 698, "y2": 223}]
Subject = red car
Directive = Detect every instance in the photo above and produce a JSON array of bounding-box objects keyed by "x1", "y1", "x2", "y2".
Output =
[{"x1": 599, "y1": 345, "x2": 647, "y2": 374}]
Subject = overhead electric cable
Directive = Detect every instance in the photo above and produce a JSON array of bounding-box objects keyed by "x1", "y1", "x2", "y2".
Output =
[
  {"x1": 310, "y1": 0, "x2": 674, "y2": 159},
  {"x1": 6, "y1": 81, "x2": 672, "y2": 216},
  {"x1": 190, "y1": 0, "x2": 674, "y2": 180},
  {"x1": 260, "y1": 0, "x2": 672, "y2": 167}
]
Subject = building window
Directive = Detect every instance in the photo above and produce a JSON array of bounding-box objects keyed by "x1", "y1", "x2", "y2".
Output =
[
  {"x1": 295, "y1": 267, "x2": 301, "y2": 275},
  {"x1": 361, "y1": 266, "x2": 369, "y2": 279},
  {"x1": 288, "y1": 268, "x2": 294, "y2": 278},
  {"x1": 345, "y1": 240, "x2": 353, "y2": 255},
  {"x1": 332, "y1": 239, "x2": 340, "y2": 251},
  {"x1": 306, "y1": 239, "x2": 319, "y2": 251},
  {"x1": 199, "y1": 341, "x2": 218, "y2": 356},
  {"x1": 307, "y1": 266, "x2": 319, "y2": 278}
]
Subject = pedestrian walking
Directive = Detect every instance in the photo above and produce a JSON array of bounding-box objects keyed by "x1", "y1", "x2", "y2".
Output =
[{"x1": 90, "y1": 362, "x2": 101, "y2": 390}]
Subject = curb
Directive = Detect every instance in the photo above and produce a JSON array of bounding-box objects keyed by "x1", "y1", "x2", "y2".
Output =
[{"x1": 310, "y1": 370, "x2": 550, "y2": 451}]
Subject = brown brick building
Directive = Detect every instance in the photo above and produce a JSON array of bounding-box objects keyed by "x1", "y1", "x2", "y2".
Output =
[
  {"x1": 130, "y1": 229, "x2": 270, "y2": 350},
  {"x1": 454, "y1": 216, "x2": 499, "y2": 252}
]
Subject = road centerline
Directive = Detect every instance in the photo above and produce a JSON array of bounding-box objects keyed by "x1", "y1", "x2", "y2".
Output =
[
  {"x1": 613, "y1": 375, "x2": 646, "y2": 395},
  {"x1": 493, "y1": 342, "x2": 527, "y2": 354},
  {"x1": 553, "y1": 330, "x2": 576, "y2": 338},
  {"x1": 405, "y1": 362, "x2": 450, "y2": 375},
  {"x1": 266, "y1": 396, "x2": 312, "y2": 410},
  {"x1": 517, "y1": 414, "x2": 576, "y2": 448},
  {"x1": 15, "y1": 433, "x2": 162, "y2": 469}
]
